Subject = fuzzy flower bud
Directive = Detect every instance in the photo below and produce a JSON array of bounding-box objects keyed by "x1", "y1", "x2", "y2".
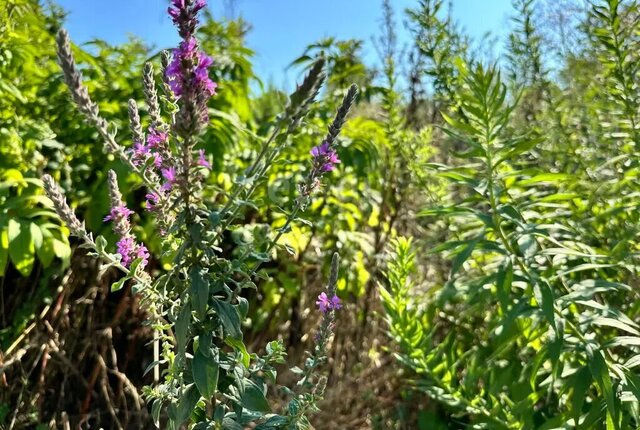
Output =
[{"x1": 42, "y1": 174, "x2": 87, "y2": 239}]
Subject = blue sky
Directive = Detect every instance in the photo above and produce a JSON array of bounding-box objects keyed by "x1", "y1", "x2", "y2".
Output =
[{"x1": 55, "y1": 0, "x2": 513, "y2": 89}]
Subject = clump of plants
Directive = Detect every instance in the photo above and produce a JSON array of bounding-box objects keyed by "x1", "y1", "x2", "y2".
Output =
[{"x1": 43, "y1": 1, "x2": 357, "y2": 428}]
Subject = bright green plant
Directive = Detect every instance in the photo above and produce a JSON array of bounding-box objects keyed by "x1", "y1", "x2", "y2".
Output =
[{"x1": 381, "y1": 61, "x2": 640, "y2": 428}]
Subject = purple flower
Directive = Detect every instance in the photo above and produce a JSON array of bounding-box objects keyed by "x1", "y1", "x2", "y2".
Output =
[
  {"x1": 311, "y1": 142, "x2": 341, "y2": 172},
  {"x1": 147, "y1": 129, "x2": 168, "y2": 147},
  {"x1": 330, "y1": 294, "x2": 342, "y2": 310},
  {"x1": 166, "y1": 38, "x2": 196, "y2": 97},
  {"x1": 168, "y1": 0, "x2": 186, "y2": 24},
  {"x1": 145, "y1": 192, "x2": 160, "y2": 211},
  {"x1": 166, "y1": 0, "x2": 217, "y2": 132},
  {"x1": 316, "y1": 292, "x2": 342, "y2": 313},
  {"x1": 161, "y1": 167, "x2": 177, "y2": 191},
  {"x1": 136, "y1": 244, "x2": 150, "y2": 267},
  {"x1": 195, "y1": 53, "x2": 217, "y2": 96},
  {"x1": 116, "y1": 236, "x2": 149, "y2": 268},
  {"x1": 165, "y1": 39, "x2": 217, "y2": 101},
  {"x1": 198, "y1": 149, "x2": 211, "y2": 169},
  {"x1": 103, "y1": 204, "x2": 134, "y2": 223},
  {"x1": 131, "y1": 142, "x2": 151, "y2": 166},
  {"x1": 316, "y1": 292, "x2": 331, "y2": 313}
]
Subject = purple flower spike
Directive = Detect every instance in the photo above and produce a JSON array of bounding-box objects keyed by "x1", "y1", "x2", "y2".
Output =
[{"x1": 165, "y1": 0, "x2": 217, "y2": 131}]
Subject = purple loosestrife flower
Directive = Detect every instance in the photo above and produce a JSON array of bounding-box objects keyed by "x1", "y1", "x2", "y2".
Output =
[
  {"x1": 161, "y1": 167, "x2": 177, "y2": 191},
  {"x1": 131, "y1": 141, "x2": 151, "y2": 167},
  {"x1": 147, "y1": 127, "x2": 169, "y2": 168},
  {"x1": 147, "y1": 128, "x2": 168, "y2": 148},
  {"x1": 166, "y1": 39, "x2": 217, "y2": 101},
  {"x1": 105, "y1": 170, "x2": 149, "y2": 270},
  {"x1": 103, "y1": 204, "x2": 134, "y2": 224},
  {"x1": 165, "y1": 0, "x2": 217, "y2": 133},
  {"x1": 168, "y1": 0, "x2": 206, "y2": 38},
  {"x1": 331, "y1": 294, "x2": 342, "y2": 310},
  {"x1": 316, "y1": 292, "x2": 342, "y2": 313},
  {"x1": 116, "y1": 237, "x2": 150, "y2": 268},
  {"x1": 311, "y1": 141, "x2": 341, "y2": 172},
  {"x1": 145, "y1": 192, "x2": 160, "y2": 211},
  {"x1": 297, "y1": 85, "x2": 357, "y2": 207},
  {"x1": 198, "y1": 149, "x2": 211, "y2": 169}
]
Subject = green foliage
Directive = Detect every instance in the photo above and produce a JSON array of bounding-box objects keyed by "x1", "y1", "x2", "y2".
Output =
[
  {"x1": 0, "y1": 169, "x2": 70, "y2": 277},
  {"x1": 382, "y1": 1, "x2": 640, "y2": 425},
  {"x1": 8, "y1": 0, "x2": 640, "y2": 428}
]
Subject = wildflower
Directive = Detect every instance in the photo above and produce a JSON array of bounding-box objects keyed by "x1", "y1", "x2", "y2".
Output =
[
  {"x1": 165, "y1": 0, "x2": 217, "y2": 131},
  {"x1": 131, "y1": 141, "x2": 151, "y2": 166},
  {"x1": 103, "y1": 204, "x2": 134, "y2": 224},
  {"x1": 297, "y1": 86, "x2": 357, "y2": 207},
  {"x1": 147, "y1": 129, "x2": 168, "y2": 147},
  {"x1": 330, "y1": 294, "x2": 342, "y2": 310},
  {"x1": 145, "y1": 192, "x2": 160, "y2": 211},
  {"x1": 198, "y1": 149, "x2": 211, "y2": 169},
  {"x1": 166, "y1": 39, "x2": 217, "y2": 100},
  {"x1": 116, "y1": 236, "x2": 149, "y2": 268},
  {"x1": 161, "y1": 166, "x2": 177, "y2": 191},
  {"x1": 316, "y1": 292, "x2": 341, "y2": 313},
  {"x1": 311, "y1": 142, "x2": 341, "y2": 172},
  {"x1": 104, "y1": 170, "x2": 149, "y2": 270}
]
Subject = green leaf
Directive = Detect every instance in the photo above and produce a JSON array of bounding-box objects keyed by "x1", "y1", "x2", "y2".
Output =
[
  {"x1": 176, "y1": 383, "x2": 200, "y2": 426},
  {"x1": 36, "y1": 233, "x2": 55, "y2": 267},
  {"x1": 8, "y1": 219, "x2": 34, "y2": 276},
  {"x1": 0, "y1": 229, "x2": 8, "y2": 275},
  {"x1": 592, "y1": 317, "x2": 640, "y2": 335},
  {"x1": 255, "y1": 416, "x2": 289, "y2": 429},
  {"x1": 190, "y1": 267, "x2": 209, "y2": 320},
  {"x1": 589, "y1": 349, "x2": 619, "y2": 430},
  {"x1": 533, "y1": 280, "x2": 556, "y2": 330},
  {"x1": 212, "y1": 299, "x2": 242, "y2": 340},
  {"x1": 450, "y1": 237, "x2": 480, "y2": 277},
  {"x1": 241, "y1": 379, "x2": 270, "y2": 412},
  {"x1": 29, "y1": 223, "x2": 42, "y2": 249},
  {"x1": 225, "y1": 337, "x2": 250, "y2": 368},
  {"x1": 176, "y1": 303, "x2": 191, "y2": 357},
  {"x1": 151, "y1": 399, "x2": 163, "y2": 428},
  {"x1": 192, "y1": 347, "x2": 219, "y2": 398},
  {"x1": 95, "y1": 235, "x2": 108, "y2": 254},
  {"x1": 111, "y1": 277, "x2": 127, "y2": 292},
  {"x1": 222, "y1": 418, "x2": 243, "y2": 430},
  {"x1": 571, "y1": 367, "x2": 591, "y2": 425}
]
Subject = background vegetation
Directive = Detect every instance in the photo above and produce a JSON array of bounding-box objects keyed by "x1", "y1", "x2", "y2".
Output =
[{"x1": 3, "y1": 0, "x2": 640, "y2": 428}]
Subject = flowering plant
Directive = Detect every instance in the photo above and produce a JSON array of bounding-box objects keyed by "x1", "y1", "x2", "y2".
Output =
[{"x1": 43, "y1": 1, "x2": 357, "y2": 428}]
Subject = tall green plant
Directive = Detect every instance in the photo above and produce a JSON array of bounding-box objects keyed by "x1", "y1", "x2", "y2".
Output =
[{"x1": 382, "y1": 62, "x2": 640, "y2": 428}]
